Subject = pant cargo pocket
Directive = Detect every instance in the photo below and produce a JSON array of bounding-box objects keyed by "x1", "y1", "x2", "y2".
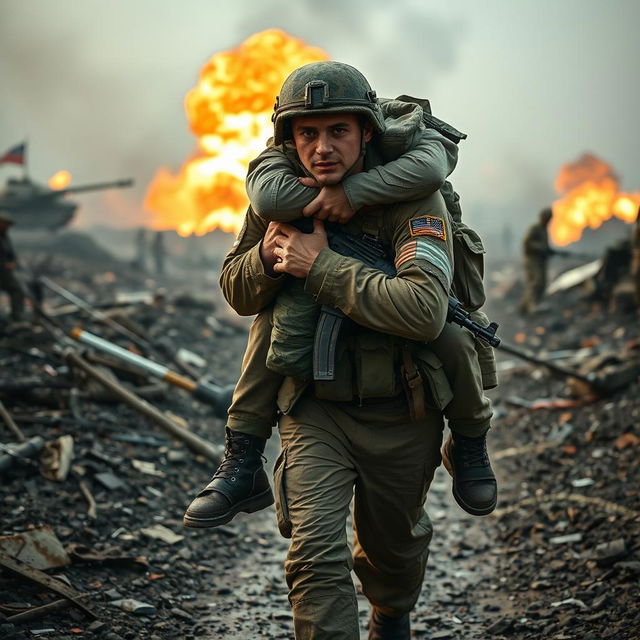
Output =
[{"x1": 273, "y1": 446, "x2": 292, "y2": 538}]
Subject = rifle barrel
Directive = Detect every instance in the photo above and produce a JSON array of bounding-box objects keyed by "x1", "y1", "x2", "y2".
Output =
[{"x1": 496, "y1": 341, "x2": 599, "y2": 388}]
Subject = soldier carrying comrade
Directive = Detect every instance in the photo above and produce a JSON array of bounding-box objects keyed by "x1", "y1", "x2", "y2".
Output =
[{"x1": 184, "y1": 61, "x2": 500, "y2": 639}]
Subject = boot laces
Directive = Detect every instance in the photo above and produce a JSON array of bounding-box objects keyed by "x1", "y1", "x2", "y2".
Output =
[
  {"x1": 212, "y1": 435, "x2": 249, "y2": 480},
  {"x1": 459, "y1": 437, "x2": 489, "y2": 468}
]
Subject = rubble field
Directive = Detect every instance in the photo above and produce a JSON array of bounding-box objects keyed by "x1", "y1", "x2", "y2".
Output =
[{"x1": 0, "y1": 254, "x2": 638, "y2": 640}]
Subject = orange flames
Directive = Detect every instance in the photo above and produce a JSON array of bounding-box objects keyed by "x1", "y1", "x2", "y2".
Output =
[
  {"x1": 48, "y1": 170, "x2": 72, "y2": 190},
  {"x1": 550, "y1": 153, "x2": 640, "y2": 246},
  {"x1": 144, "y1": 29, "x2": 328, "y2": 237}
]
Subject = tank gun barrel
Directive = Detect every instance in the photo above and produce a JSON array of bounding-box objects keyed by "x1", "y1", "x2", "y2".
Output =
[{"x1": 50, "y1": 178, "x2": 134, "y2": 197}]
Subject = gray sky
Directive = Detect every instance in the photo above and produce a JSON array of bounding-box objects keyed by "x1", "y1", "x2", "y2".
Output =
[{"x1": 1, "y1": 0, "x2": 638, "y2": 242}]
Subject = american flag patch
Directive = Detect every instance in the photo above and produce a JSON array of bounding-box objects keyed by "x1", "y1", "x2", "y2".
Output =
[
  {"x1": 408, "y1": 215, "x2": 446, "y2": 240},
  {"x1": 395, "y1": 238, "x2": 453, "y2": 287}
]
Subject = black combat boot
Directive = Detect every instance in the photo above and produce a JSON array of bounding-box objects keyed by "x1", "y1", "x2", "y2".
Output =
[
  {"x1": 183, "y1": 428, "x2": 274, "y2": 528},
  {"x1": 441, "y1": 432, "x2": 497, "y2": 516},
  {"x1": 368, "y1": 608, "x2": 410, "y2": 640}
]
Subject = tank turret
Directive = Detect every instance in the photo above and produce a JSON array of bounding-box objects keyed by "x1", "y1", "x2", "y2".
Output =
[{"x1": 0, "y1": 177, "x2": 134, "y2": 231}]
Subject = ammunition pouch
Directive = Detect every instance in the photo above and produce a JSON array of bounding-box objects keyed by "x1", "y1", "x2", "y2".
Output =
[
  {"x1": 410, "y1": 344, "x2": 454, "y2": 411},
  {"x1": 314, "y1": 330, "x2": 405, "y2": 403},
  {"x1": 451, "y1": 223, "x2": 486, "y2": 312},
  {"x1": 356, "y1": 331, "x2": 401, "y2": 399}
]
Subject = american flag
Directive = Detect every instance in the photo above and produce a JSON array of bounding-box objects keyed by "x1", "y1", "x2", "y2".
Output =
[
  {"x1": 409, "y1": 215, "x2": 446, "y2": 240},
  {"x1": 0, "y1": 143, "x2": 27, "y2": 166}
]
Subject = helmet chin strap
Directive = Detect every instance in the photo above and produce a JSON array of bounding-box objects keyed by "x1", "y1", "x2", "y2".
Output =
[{"x1": 341, "y1": 126, "x2": 367, "y2": 180}]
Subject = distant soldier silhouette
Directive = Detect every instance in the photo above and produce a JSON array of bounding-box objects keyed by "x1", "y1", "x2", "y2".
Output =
[
  {"x1": 0, "y1": 212, "x2": 25, "y2": 322},
  {"x1": 519, "y1": 207, "x2": 553, "y2": 314}
]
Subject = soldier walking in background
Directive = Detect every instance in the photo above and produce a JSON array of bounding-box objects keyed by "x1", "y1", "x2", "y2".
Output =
[
  {"x1": 519, "y1": 206, "x2": 553, "y2": 315},
  {"x1": 0, "y1": 212, "x2": 25, "y2": 323}
]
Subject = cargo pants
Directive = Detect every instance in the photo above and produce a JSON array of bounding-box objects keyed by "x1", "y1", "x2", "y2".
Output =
[
  {"x1": 274, "y1": 392, "x2": 444, "y2": 640},
  {"x1": 226, "y1": 308, "x2": 493, "y2": 439},
  {"x1": 519, "y1": 256, "x2": 547, "y2": 314}
]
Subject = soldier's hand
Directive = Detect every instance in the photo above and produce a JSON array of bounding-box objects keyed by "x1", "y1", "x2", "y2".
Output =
[
  {"x1": 298, "y1": 177, "x2": 320, "y2": 189},
  {"x1": 272, "y1": 218, "x2": 328, "y2": 278},
  {"x1": 260, "y1": 222, "x2": 283, "y2": 277},
  {"x1": 301, "y1": 183, "x2": 355, "y2": 224}
]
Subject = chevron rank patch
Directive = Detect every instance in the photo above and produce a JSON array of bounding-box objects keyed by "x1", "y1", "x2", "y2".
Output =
[
  {"x1": 395, "y1": 238, "x2": 453, "y2": 287},
  {"x1": 408, "y1": 215, "x2": 446, "y2": 240}
]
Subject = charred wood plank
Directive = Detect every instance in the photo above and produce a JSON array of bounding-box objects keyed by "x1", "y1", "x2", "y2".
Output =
[{"x1": 0, "y1": 551, "x2": 98, "y2": 620}]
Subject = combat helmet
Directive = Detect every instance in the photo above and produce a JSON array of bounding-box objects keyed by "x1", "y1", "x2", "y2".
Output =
[{"x1": 272, "y1": 61, "x2": 385, "y2": 145}]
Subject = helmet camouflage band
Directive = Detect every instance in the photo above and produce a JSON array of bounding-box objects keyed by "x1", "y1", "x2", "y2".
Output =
[{"x1": 272, "y1": 61, "x2": 386, "y2": 145}]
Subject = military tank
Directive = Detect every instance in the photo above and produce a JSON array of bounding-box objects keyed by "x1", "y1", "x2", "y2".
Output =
[{"x1": 0, "y1": 176, "x2": 134, "y2": 231}]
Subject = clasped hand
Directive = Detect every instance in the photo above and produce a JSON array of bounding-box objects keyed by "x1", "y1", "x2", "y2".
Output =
[
  {"x1": 299, "y1": 177, "x2": 355, "y2": 223},
  {"x1": 260, "y1": 219, "x2": 328, "y2": 278}
]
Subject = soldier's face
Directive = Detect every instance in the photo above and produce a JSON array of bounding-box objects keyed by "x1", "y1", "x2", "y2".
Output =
[{"x1": 292, "y1": 113, "x2": 372, "y2": 185}]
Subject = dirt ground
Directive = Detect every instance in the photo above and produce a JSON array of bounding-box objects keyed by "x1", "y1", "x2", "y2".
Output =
[{"x1": 1, "y1": 252, "x2": 638, "y2": 639}]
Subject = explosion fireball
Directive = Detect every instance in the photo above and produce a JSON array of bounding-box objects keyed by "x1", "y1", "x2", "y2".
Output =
[
  {"x1": 48, "y1": 170, "x2": 72, "y2": 190},
  {"x1": 551, "y1": 153, "x2": 640, "y2": 246},
  {"x1": 144, "y1": 29, "x2": 328, "y2": 237}
]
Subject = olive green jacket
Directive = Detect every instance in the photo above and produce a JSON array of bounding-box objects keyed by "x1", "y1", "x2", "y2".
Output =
[
  {"x1": 523, "y1": 222, "x2": 551, "y2": 260},
  {"x1": 220, "y1": 194, "x2": 452, "y2": 345},
  {"x1": 245, "y1": 98, "x2": 458, "y2": 223}
]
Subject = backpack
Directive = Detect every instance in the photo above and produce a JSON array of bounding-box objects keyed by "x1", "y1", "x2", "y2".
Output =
[{"x1": 395, "y1": 95, "x2": 486, "y2": 311}]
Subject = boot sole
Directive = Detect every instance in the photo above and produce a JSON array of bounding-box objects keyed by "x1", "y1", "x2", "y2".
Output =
[
  {"x1": 441, "y1": 438, "x2": 497, "y2": 517},
  {"x1": 182, "y1": 488, "x2": 275, "y2": 529}
]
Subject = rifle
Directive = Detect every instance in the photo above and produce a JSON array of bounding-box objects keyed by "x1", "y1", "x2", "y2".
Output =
[
  {"x1": 312, "y1": 229, "x2": 395, "y2": 380},
  {"x1": 310, "y1": 225, "x2": 603, "y2": 392}
]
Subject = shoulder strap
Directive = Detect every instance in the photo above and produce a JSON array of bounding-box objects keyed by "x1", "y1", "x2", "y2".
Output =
[{"x1": 394, "y1": 94, "x2": 468, "y2": 144}]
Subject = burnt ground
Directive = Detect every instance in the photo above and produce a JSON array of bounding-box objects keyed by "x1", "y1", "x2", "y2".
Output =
[{"x1": 0, "y1": 252, "x2": 638, "y2": 640}]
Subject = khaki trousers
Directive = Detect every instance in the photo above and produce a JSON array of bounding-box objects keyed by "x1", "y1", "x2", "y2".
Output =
[{"x1": 275, "y1": 393, "x2": 444, "y2": 640}]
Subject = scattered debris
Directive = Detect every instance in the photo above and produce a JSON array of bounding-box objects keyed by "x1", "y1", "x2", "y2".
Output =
[
  {"x1": 40, "y1": 434, "x2": 74, "y2": 481},
  {"x1": 139, "y1": 524, "x2": 184, "y2": 545},
  {"x1": 0, "y1": 551, "x2": 97, "y2": 620},
  {"x1": 594, "y1": 539, "x2": 628, "y2": 567},
  {"x1": 0, "y1": 398, "x2": 25, "y2": 442},
  {"x1": 111, "y1": 598, "x2": 157, "y2": 616},
  {"x1": 0, "y1": 436, "x2": 45, "y2": 472},
  {"x1": 0, "y1": 527, "x2": 69, "y2": 570},
  {"x1": 550, "y1": 598, "x2": 588, "y2": 610}
]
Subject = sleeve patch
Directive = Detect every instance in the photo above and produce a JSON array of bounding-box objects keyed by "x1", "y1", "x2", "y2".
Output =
[
  {"x1": 408, "y1": 215, "x2": 446, "y2": 240},
  {"x1": 395, "y1": 238, "x2": 453, "y2": 288}
]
